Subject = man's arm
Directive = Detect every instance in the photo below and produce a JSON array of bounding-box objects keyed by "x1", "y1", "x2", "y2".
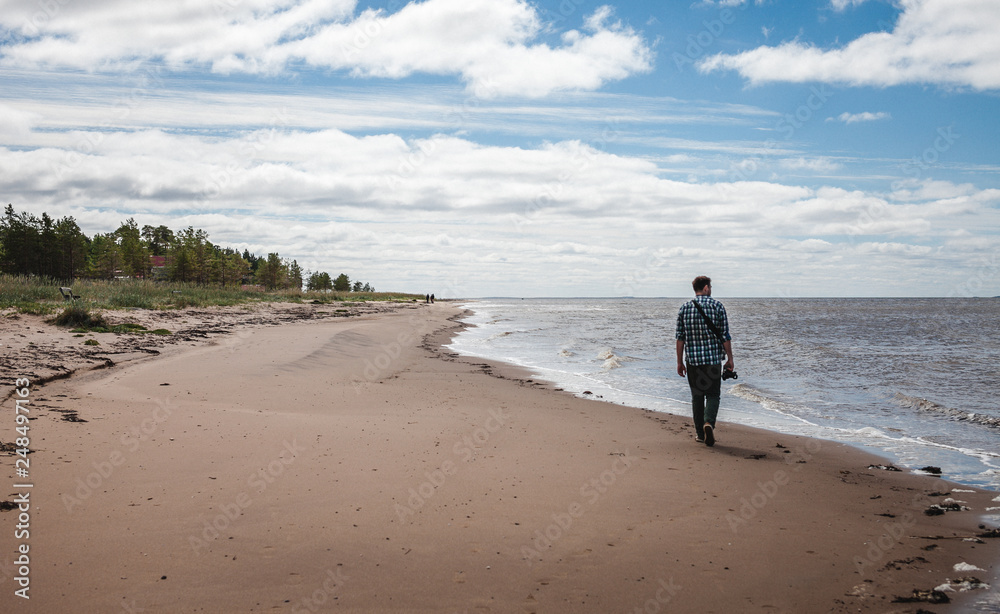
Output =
[
  {"x1": 717, "y1": 302, "x2": 734, "y2": 371},
  {"x1": 676, "y1": 339, "x2": 686, "y2": 377}
]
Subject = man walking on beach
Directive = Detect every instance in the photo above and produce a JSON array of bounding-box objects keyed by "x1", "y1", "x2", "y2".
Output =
[{"x1": 676, "y1": 276, "x2": 734, "y2": 447}]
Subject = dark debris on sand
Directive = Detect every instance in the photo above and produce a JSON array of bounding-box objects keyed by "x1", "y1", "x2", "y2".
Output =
[{"x1": 892, "y1": 588, "x2": 950, "y2": 604}]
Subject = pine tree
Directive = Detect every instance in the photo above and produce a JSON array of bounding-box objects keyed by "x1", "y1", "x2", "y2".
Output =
[
  {"x1": 116, "y1": 219, "x2": 150, "y2": 278},
  {"x1": 333, "y1": 273, "x2": 351, "y2": 292}
]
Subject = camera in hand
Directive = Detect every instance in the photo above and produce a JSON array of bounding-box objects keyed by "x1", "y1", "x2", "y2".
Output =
[{"x1": 722, "y1": 367, "x2": 738, "y2": 381}]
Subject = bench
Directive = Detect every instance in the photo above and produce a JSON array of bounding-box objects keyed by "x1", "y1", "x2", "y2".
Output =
[{"x1": 59, "y1": 287, "x2": 80, "y2": 301}]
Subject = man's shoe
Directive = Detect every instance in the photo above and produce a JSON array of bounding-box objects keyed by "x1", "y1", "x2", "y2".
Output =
[
  {"x1": 695, "y1": 435, "x2": 705, "y2": 443},
  {"x1": 704, "y1": 424, "x2": 715, "y2": 447}
]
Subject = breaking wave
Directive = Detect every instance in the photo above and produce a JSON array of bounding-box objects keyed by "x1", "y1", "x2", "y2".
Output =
[
  {"x1": 597, "y1": 347, "x2": 635, "y2": 370},
  {"x1": 894, "y1": 393, "x2": 1000, "y2": 429},
  {"x1": 729, "y1": 383, "x2": 815, "y2": 425}
]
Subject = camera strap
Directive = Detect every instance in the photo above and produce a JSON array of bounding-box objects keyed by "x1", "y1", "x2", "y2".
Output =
[{"x1": 690, "y1": 299, "x2": 726, "y2": 350}]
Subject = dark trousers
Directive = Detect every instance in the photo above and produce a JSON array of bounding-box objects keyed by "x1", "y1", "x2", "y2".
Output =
[{"x1": 686, "y1": 363, "x2": 721, "y2": 439}]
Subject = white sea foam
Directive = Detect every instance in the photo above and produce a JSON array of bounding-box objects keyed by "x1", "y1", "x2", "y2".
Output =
[
  {"x1": 596, "y1": 347, "x2": 637, "y2": 370},
  {"x1": 727, "y1": 383, "x2": 822, "y2": 428},
  {"x1": 954, "y1": 562, "x2": 985, "y2": 572},
  {"x1": 853, "y1": 426, "x2": 891, "y2": 439},
  {"x1": 602, "y1": 356, "x2": 623, "y2": 370}
]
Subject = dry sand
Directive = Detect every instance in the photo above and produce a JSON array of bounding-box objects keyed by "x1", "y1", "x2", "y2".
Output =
[{"x1": 1, "y1": 301, "x2": 998, "y2": 613}]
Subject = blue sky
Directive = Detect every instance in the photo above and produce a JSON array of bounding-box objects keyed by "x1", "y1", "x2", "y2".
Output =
[{"x1": 1, "y1": 0, "x2": 998, "y2": 297}]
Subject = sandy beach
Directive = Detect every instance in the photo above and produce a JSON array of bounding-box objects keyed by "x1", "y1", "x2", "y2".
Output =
[{"x1": 2, "y1": 301, "x2": 997, "y2": 613}]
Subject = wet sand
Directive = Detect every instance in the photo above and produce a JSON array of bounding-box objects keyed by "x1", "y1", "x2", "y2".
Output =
[{"x1": 1, "y1": 301, "x2": 997, "y2": 612}]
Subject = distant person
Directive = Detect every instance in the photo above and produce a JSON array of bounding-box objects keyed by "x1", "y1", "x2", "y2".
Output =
[
  {"x1": 426, "y1": 294, "x2": 430, "y2": 303},
  {"x1": 430, "y1": 294, "x2": 435, "y2": 303},
  {"x1": 675, "y1": 276, "x2": 734, "y2": 447}
]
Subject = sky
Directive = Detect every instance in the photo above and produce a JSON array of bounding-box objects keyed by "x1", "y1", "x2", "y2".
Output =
[{"x1": 1, "y1": 0, "x2": 998, "y2": 298}]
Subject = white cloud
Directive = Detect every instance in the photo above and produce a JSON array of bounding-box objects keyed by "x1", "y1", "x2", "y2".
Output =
[
  {"x1": 698, "y1": 0, "x2": 1000, "y2": 90},
  {"x1": 827, "y1": 111, "x2": 891, "y2": 124},
  {"x1": 0, "y1": 0, "x2": 653, "y2": 98},
  {"x1": 3, "y1": 121, "x2": 997, "y2": 296},
  {"x1": 1, "y1": 0, "x2": 354, "y2": 70},
  {"x1": 779, "y1": 156, "x2": 842, "y2": 172},
  {"x1": 0, "y1": 103, "x2": 38, "y2": 136},
  {"x1": 858, "y1": 242, "x2": 934, "y2": 257},
  {"x1": 829, "y1": 0, "x2": 870, "y2": 10},
  {"x1": 697, "y1": 0, "x2": 764, "y2": 6}
]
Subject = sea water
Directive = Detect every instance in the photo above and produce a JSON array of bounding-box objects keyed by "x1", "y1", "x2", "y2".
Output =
[{"x1": 447, "y1": 298, "x2": 1000, "y2": 491}]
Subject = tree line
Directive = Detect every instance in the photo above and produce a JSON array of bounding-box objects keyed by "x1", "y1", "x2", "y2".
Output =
[{"x1": 0, "y1": 205, "x2": 373, "y2": 292}]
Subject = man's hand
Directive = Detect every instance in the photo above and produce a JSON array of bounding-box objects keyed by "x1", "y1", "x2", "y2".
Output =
[
  {"x1": 677, "y1": 362, "x2": 686, "y2": 377},
  {"x1": 724, "y1": 358, "x2": 734, "y2": 372}
]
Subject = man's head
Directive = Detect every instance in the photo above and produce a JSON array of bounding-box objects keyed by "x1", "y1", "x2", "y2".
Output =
[{"x1": 692, "y1": 276, "x2": 712, "y2": 294}]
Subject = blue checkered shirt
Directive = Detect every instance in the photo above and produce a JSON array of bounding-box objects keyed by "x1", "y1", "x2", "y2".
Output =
[{"x1": 675, "y1": 296, "x2": 731, "y2": 366}]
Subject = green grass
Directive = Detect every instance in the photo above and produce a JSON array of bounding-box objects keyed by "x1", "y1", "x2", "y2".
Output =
[
  {"x1": 0, "y1": 274, "x2": 425, "y2": 315},
  {"x1": 53, "y1": 303, "x2": 108, "y2": 328},
  {"x1": 51, "y1": 304, "x2": 172, "y2": 334}
]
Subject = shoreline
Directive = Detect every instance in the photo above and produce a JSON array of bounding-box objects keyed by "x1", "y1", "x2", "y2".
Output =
[
  {"x1": 1, "y1": 302, "x2": 997, "y2": 612},
  {"x1": 447, "y1": 299, "x2": 1000, "y2": 493}
]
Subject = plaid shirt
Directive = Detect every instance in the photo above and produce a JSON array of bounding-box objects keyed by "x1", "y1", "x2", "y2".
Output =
[{"x1": 675, "y1": 296, "x2": 731, "y2": 366}]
